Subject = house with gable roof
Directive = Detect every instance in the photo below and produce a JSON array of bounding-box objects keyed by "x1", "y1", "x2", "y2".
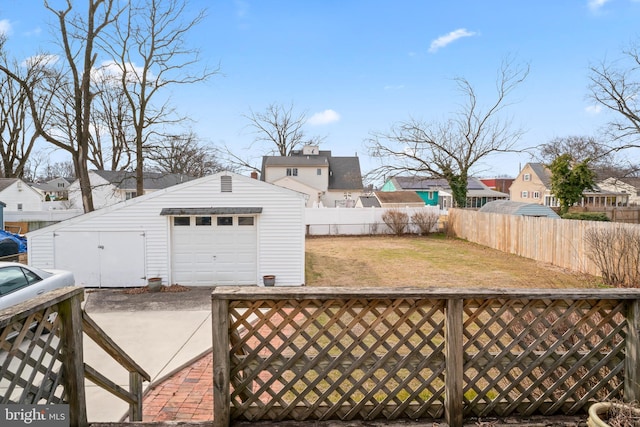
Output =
[
  {"x1": 261, "y1": 145, "x2": 364, "y2": 207},
  {"x1": 0, "y1": 178, "x2": 44, "y2": 211},
  {"x1": 67, "y1": 170, "x2": 195, "y2": 210},
  {"x1": 382, "y1": 176, "x2": 508, "y2": 209},
  {"x1": 597, "y1": 177, "x2": 640, "y2": 206},
  {"x1": 510, "y1": 162, "x2": 628, "y2": 207}
]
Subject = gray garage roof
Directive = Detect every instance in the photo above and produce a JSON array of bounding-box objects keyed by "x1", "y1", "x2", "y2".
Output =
[
  {"x1": 479, "y1": 200, "x2": 560, "y2": 218},
  {"x1": 160, "y1": 207, "x2": 263, "y2": 215}
]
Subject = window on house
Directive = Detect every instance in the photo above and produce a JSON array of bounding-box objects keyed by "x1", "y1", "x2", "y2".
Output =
[
  {"x1": 196, "y1": 216, "x2": 212, "y2": 226},
  {"x1": 286, "y1": 168, "x2": 298, "y2": 176},
  {"x1": 126, "y1": 191, "x2": 137, "y2": 200},
  {"x1": 217, "y1": 216, "x2": 233, "y2": 226},
  {"x1": 174, "y1": 217, "x2": 190, "y2": 226},
  {"x1": 521, "y1": 191, "x2": 529, "y2": 198},
  {"x1": 221, "y1": 175, "x2": 232, "y2": 192},
  {"x1": 238, "y1": 216, "x2": 254, "y2": 226},
  {"x1": 317, "y1": 168, "x2": 322, "y2": 175},
  {"x1": 533, "y1": 191, "x2": 540, "y2": 199},
  {"x1": 523, "y1": 173, "x2": 531, "y2": 181}
]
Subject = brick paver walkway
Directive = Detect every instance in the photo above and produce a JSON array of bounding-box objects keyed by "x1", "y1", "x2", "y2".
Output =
[{"x1": 142, "y1": 351, "x2": 214, "y2": 421}]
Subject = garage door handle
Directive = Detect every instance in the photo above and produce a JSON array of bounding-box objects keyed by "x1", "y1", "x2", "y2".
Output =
[
  {"x1": 213, "y1": 256, "x2": 217, "y2": 260},
  {"x1": 98, "y1": 245, "x2": 104, "y2": 249}
]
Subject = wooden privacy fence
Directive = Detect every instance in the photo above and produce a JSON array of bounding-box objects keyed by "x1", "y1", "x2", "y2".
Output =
[
  {"x1": 211, "y1": 287, "x2": 640, "y2": 427},
  {"x1": 0, "y1": 287, "x2": 150, "y2": 427},
  {"x1": 447, "y1": 208, "x2": 640, "y2": 276}
]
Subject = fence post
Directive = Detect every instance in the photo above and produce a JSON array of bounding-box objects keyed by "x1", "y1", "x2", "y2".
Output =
[
  {"x1": 625, "y1": 299, "x2": 640, "y2": 402},
  {"x1": 212, "y1": 295, "x2": 230, "y2": 427},
  {"x1": 58, "y1": 292, "x2": 87, "y2": 427},
  {"x1": 446, "y1": 298, "x2": 464, "y2": 427}
]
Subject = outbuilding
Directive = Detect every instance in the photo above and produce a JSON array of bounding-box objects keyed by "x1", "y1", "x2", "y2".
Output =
[
  {"x1": 479, "y1": 200, "x2": 561, "y2": 219},
  {"x1": 27, "y1": 172, "x2": 306, "y2": 288}
]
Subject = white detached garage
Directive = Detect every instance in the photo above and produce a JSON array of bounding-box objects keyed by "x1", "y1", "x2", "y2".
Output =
[{"x1": 27, "y1": 172, "x2": 307, "y2": 287}]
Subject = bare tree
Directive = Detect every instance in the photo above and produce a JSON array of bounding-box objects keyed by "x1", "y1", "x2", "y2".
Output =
[
  {"x1": 0, "y1": 0, "x2": 120, "y2": 212},
  {"x1": 367, "y1": 58, "x2": 528, "y2": 207},
  {"x1": 0, "y1": 37, "x2": 60, "y2": 179},
  {"x1": 589, "y1": 40, "x2": 640, "y2": 153},
  {"x1": 244, "y1": 102, "x2": 323, "y2": 156},
  {"x1": 223, "y1": 102, "x2": 324, "y2": 174},
  {"x1": 103, "y1": 0, "x2": 217, "y2": 198},
  {"x1": 90, "y1": 73, "x2": 135, "y2": 170},
  {"x1": 147, "y1": 132, "x2": 226, "y2": 177},
  {"x1": 536, "y1": 135, "x2": 632, "y2": 178}
]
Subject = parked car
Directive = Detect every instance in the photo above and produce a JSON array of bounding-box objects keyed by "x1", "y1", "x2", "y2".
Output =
[{"x1": 0, "y1": 262, "x2": 75, "y2": 310}]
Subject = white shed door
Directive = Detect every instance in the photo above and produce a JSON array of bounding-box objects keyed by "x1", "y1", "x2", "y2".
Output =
[
  {"x1": 54, "y1": 231, "x2": 146, "y2": 287},
  {"x1": 171, "y1": 216, "x2": 257, "y2": 286}
]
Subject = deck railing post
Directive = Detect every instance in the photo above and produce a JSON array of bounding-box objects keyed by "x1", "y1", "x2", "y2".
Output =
[
  {"x1": 625, "y1": 299, "x2": 640, "y2": 402},
  {"x1": 212, "y1": 295, "x2": 230, "y2": 427},
  {"x1": 59, "y1": 292, "x2": 88, "y2": 427},
  {"x1": 445, "y1": 298, "x2": 464, "y2": 427},
  {"x1": 129, "y1": 371, "x2": 143, "y2": 421}
]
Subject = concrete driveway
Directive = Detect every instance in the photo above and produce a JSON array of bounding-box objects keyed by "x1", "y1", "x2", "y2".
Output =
[{"x1": 81, "y1": 286, "x2": 214, "y2": 422}]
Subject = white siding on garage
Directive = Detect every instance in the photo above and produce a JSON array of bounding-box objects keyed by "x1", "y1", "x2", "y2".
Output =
[{"x1": 27, "y1": 172, "x2": 306, "y2": 287}]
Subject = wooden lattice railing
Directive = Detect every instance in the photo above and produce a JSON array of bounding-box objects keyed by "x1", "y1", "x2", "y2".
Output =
[
  {"x1": 211, "y1": 287, "x2": 640, "y2": 427},
  {"x1": 0, "y1": 287, "x2": 150, "y2": 427}
]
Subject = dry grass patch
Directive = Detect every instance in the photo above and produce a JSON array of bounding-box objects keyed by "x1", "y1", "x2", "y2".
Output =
[{"x1": 305, "y1": 235, "x2": 600, "y2": 288}]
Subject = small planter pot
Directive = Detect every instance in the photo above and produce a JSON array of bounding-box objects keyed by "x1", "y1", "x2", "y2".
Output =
[
  {"x1": 588, "y1": 402, "x2": 640, "y2": 427},
  {"x1": 263, "y1": 275, "x2": 276, "y2": 287},
  {"x1": 147, "y1": 277, "x2": 163, "y2": 292}
]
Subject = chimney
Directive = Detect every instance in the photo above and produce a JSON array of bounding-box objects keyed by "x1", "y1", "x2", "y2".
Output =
[{"x1": 250, "y1": 171, "x2": 258, "y2": 180}]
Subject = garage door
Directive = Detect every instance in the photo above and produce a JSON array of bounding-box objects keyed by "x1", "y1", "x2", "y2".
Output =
[
  {"x1": 171, "y1": 215, "x2": 257, "y2": 286},
  {"x1": 53, "y1": 231, "x2": 146, "y2": 287}
]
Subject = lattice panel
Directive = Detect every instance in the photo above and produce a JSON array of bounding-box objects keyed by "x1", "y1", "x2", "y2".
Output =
[
  {"x1": 462, "y1": 298, "x2": 626, "y2": 417},
  {"x1": 228, "y1": 298, "x2": 446, "y2": 421},
  {"x1": 0, "y1": 306, "x2": 66, "y2": 404}
]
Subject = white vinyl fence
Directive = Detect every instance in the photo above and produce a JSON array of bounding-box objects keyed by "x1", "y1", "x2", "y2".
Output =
[{"x1": 305, "y1": 206, "x2": 444, "y2": 235}]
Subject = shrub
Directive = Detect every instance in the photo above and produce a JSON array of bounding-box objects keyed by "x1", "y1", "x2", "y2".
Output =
[
  {"x1": 562, "y1": 212, "x2": 610, "y2": 221},
  {"x1": 381, "y1": 209, "x2": 409, "y2": 235},
  {"x1": 585, "y1": 225, "x2": 640, "y2": 287},
  {"x1": 411, "y1": 210, "x2": 439, "y2": 235}
]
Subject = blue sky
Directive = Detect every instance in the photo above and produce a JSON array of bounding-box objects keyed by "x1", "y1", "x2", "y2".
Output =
[{"x1": 2, "y1": 0, "x2": 640, "y2": 180}]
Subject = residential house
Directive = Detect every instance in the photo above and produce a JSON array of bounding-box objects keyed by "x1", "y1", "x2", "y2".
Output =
[
  {"x1": 261, "y1": 145, "x2": 364, "y2": 207},
  {"x1": 479, "y1": 178, "x2": 514, "y2": 194},
  {"x1": 0, "y1": 178, "x2": 43, "y2": 212},
  {"x1": 67, "y1": 170, "x2": 194, "y2": 210},
  {"x1": 28, "y1": 172, "x2": 306, "y2": 288},
  {"x1": 597, "y1": 177, "x2": 640, "y2": 206},
  {"x1": 510, "y1": 163, "x2": 628, "y2": 207},
  {"x1": 30, "y1": 177, "x2": 72, "y2": 201},
  {"x1": 382, "y1": 176, "x2": 508, "y2": 208}
]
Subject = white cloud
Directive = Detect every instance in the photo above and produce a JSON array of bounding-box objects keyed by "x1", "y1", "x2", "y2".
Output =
[
  {"x1": 235, "y1": 0, "x2": 249, "y2": 18},
  {"x1": 588, "y1": 0, "x2": 612, "y2": 12},
  {"x1": 585, "y1": 105, "x2": 602, "y2": 115},
  {"x1": 307, "y1": 109, "x2": 340, "y2": 125},
  {"x1": 384, "y1": 84, "x2": 405, "y2": 91},
  {"x1": 94, "y1": 60, "x2": 155, "y2": 85},
  {"x1": 21, "y1": 54, "x2": 59, "y2": 68},
  {"x1": 429, "y1": 28, "x2": 477, "y2": 53},
  {"x1": 0, "y1": 19, "x2": 12, "y2": 36}
]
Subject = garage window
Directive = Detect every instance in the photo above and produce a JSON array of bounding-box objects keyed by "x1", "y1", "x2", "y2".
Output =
[
  {"x1": 174, "y1": 217, "x2": 190, "y2": 226},
  {"x1": 217, "y1": 216, "x2": 233, "y2": 226},
  {"x1": 238, "y1": 216, "x2": 254, "y2": 226},
  {"x1": 196, "y1": 216, "x2": 212, "y2": 226}
]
